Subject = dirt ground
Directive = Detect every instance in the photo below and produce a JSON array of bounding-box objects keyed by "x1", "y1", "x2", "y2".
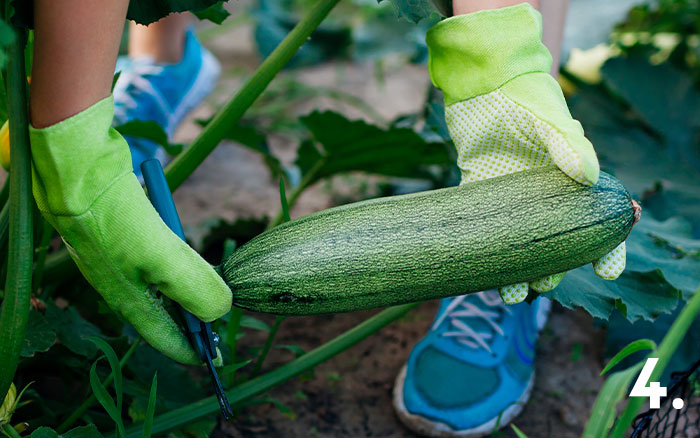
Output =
[{"x1": 167, "y1": 16, "x2": 610, "y2": 438}]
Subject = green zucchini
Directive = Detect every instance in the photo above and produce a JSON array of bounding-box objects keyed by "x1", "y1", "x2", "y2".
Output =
[{"x1": 222, "y1": 166, "x2": 636, "y2": 315}]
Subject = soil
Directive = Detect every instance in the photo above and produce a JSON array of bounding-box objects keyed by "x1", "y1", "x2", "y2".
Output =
[{"x1": 166, "y1": 13, "x2": 610, "y2": 437}]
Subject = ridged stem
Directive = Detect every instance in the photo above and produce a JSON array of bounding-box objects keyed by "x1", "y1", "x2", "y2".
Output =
[
  {"x1": 267, "y1": 158, "x2": 325, "y2": 229},
  {"x1": 251, "y1": 315, "x2": 285, "y2": 377},
  {"x1": 164, "y1": 0, "x2": 341, "y2": 191},
  {"x1": 0, "y1": 28, "x2": 33, "y2": 402},
  {"x1": 118, "y1": 303, "x2": 419, "y2": 438}
]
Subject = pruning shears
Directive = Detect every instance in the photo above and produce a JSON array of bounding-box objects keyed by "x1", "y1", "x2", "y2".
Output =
[{"x1": 141, "y1": 158, "x2": 233, "y2": 420}]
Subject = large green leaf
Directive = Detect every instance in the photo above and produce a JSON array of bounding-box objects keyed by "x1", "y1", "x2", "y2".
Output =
[
  {"x1": 543, "y1": 216, "x2": 700, "y2": 322},
  {"x1": 44, "y1": 302, "x2": 103, "y2": 358},
  {"x1": 379, "y1": 0, "x2": 447, "y2": 23},
  {"x1": 569, "y1": 71, "x2": 700, "y2": 234},
  {"x1": 626, "y1": 217, "x2": 700, "y2": 297},
  {"x1": 297, "y1": 110, "x2": 452, "y2": 184},
  {"x1": 544, "y1": 267, "x2": 680, "y2": 322},
  {"x1": 30, "y1": 425, "x2": 103, "y2": 438},
  {"x1": 63, "y1": 425, "x2": 104, "y2": 438},
  {"x1": 20, "y1": 310, "x2": 56, "y2": 357},
  {"x1": 192, "y1": 1, "x2": 230, "y2": 24},
  {"x1": 126, "y1": 0, "x2": 228, "y2": 25},
  {"x1": 601, "y1": 55, "x2": 700, "y2": 159}
]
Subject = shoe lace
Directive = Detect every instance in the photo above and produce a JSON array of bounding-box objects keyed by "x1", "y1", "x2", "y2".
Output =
[
  {"x1": 113, "y1": 60, "x2": 167, "y2": 125},
  {"x1": 432, "y1": 290, "x2": 511, "y2": 355}
]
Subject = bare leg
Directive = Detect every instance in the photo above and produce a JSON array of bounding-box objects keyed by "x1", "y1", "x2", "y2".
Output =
[
  {"x1": 453, "y1": 0, "x2": 538, "y2": 14},
  {"x1": 539, "y1": 0, "x2": 568, "y2": 75},
  {"x1": 451, "y1": 0, "x2": 569, "y2": 77},
  {"x1": 128, "y1": 14, "x2": 191, "y2": 63},
  {"x1": 30, "y1": 0, "x2": 129, "y2": 128},
  {"x1": 31, "y1": 0, "x2": 129, "y2": 128}
]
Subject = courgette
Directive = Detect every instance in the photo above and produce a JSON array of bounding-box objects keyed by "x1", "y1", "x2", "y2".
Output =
[{"x1": 222, "y1": 166, "x2": 636, "y2": 315}]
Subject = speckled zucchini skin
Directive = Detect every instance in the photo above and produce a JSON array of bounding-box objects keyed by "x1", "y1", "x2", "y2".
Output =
[{"x1": 223, "y1": 166, "x2": 635, "y2": 315}]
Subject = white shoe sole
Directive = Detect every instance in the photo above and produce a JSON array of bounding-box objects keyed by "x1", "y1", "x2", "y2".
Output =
[{"x1": 392, "y1": 365, "x2": 535, "y2": 438}]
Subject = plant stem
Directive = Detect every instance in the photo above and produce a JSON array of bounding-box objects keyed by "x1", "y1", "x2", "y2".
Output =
[
  {"x1": 119, "y1": 303, "x2": 419, "y2": 438},
  {"x1": 31, "y1": 219, "x2": 54, "y2": 295},
  {"x1": 0, "y1": 177, "x2": 9, "y2": 210},
  {"x1": 609, "y1": 286, "x2": 700, "y2": 437},
  {"x1": 251, "y1": 315, "x2": 285, "y2": 378},
  {"x1": 224, "y1": 307, "x2": 243, "y2": 387},
  {"x1": 164, "y1": 0, "x2": 341, "y2": 191},
  {"x1": 267, "y1": 158, "x2": 325, "y2": 229},
  {"x1": 57, "y1": 337, "x2": 142, "y2": 433},
  {"x1": 2, "y1": 424, "x2": 22, "y2": 438},
  {"x1": 0, "y1": 28, "x2": 33, "y2": 402}
]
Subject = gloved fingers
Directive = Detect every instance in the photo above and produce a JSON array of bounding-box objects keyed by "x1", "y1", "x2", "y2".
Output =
[
  {"x1": 110, "y1": 180, "x2": 233, "y2": 323},
  {"x1": 498, "y1": 282, "x2": 529, "y2": 305},
  {"x1": 593, "y1": 242, "x2": 626, "y2": 280},
  {"x1": 530, "y1": 272, "x2": 566, "y2": 293},
  {"x1": 546, "y1": 130, "x2": 600, "y2": 186},
  {"x1": 144, "y1": 223, "x2": 233, "y2": 323},
  {"x1": 118, "y1": 286, "x2": 201, "y2": 365}
]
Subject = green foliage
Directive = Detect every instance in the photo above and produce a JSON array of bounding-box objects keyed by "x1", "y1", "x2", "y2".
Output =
[
  {"x1": 126, "y1": 0, "x2": 229, "y2": 25},
  {"x1": 297, "y1": 110, "x2": 451, "y2": 183},
  {"x1": 20, "y1": 311, "x2": 55, "y2": 358},
  {"x1": 193, "y1": 2, "x2": 231, "y2": 24},
  {"x1": 31, "y1": 425, "x2": 103, "y2": 438},
  {"x1": 543, "y1": 43, "x2": 700, "y2": 322},
  {"x1": 44, "y1": 302, "x2": 102, "y2": 358},
  {"x1": 382, "y1": 0, "x2": 446, "y2": 24},
  {"x1": 600, "y1": 339, "x2": 656, "y2": 375},
  {"x1": 114, "y1": 121, "x2": 183, "y2": 157},
  {"x1": 583, "y1": 362, "x2": 644, "y2": 438},
  {"x1": 252, "y1": 0, "x2": 352, "y2": 68}
]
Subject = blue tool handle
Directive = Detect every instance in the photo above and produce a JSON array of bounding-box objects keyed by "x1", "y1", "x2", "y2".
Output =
[
  {"x1": 141, "y1": 159, "x2": 186, "y2": 240},
  {"x1": 141, "y1": 159, "x2": 213, "y2": 361}
]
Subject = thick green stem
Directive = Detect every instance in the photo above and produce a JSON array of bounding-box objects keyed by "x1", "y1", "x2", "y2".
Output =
[
  {"x1": 57, "y1": 337, "x2": 142, "y2": 433},
  {"x1": 119, "y1": 303, "x2": 419, "y2": 438},
  {"x1": 0, "y1": 29, "x2": 33, "y2": 402},
  {"x1": 2, "y1": 424, "x2": 22, "y2": 438},
  {"x1": 164, "y1": 0, "x2": 341, "y2": 191},
  {"x1": 251, "y1": 315, "x2": 285, "y2": 377},
  {"x1": 609, "y1": 286, "x2": 700, "y2": 437}
]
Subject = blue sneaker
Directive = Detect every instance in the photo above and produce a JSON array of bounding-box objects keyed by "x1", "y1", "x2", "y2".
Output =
[
  {"x1": 113, "y1": 28, "x2": 221, "y2": 178},
  {"x1": 393, "y1": 291, "x2": 550, "y2": 437}
]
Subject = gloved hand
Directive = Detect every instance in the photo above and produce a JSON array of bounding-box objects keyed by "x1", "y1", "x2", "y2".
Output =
[
  {"x1": 427, "y1": 4, "x2": 626, "y2": 304},
  {"x1": 30, "y1": 96, "x2": 232, "y2": 364}
]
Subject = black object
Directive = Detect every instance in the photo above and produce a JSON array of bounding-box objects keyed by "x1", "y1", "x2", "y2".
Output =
[{"x1": 631, "y1": 358, "x2": 700, "y2": 438}]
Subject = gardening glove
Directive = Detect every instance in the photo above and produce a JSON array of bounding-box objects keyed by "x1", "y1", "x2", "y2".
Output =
[
  {"x1": 427, "y1": 3, "x2": 626, "y2": 304},
  {"x1": 30, "y1": 96, "x2": 232, "y2": 364}
]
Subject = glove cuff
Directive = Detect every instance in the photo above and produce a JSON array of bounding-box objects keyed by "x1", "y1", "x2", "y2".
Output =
[
  {"x1": 426, "y1": 3, "x2": 552, "y2": 106},
  {"x1": 30, "y1": 95, "x2": 133, "y2": 215}
]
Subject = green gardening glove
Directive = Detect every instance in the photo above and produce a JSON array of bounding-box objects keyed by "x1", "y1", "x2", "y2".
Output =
[
  {"x1": 427, "y1": 4, "x2": 626, "y2": 304},
  {"x1": 30, "y1": 97, "x2": 232, "y2": 364}
]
